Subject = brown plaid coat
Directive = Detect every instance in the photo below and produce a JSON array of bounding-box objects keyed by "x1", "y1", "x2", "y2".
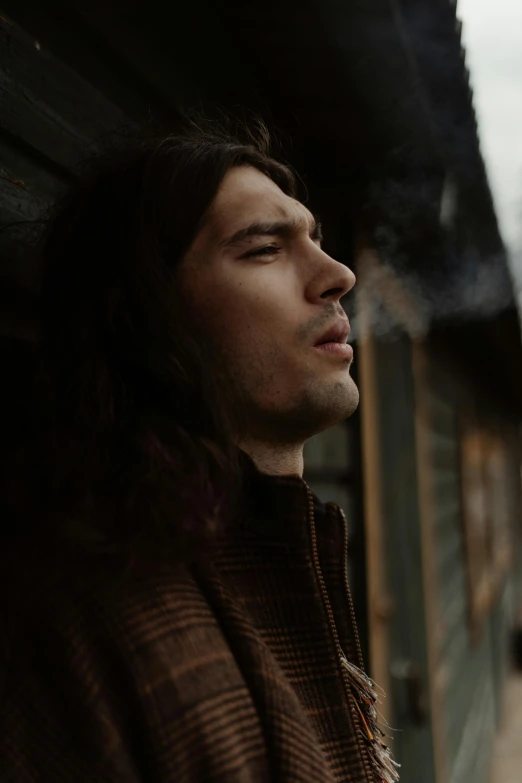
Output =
[{"x1": 1, "y1": 462, "x2": 380, "y2": 782}]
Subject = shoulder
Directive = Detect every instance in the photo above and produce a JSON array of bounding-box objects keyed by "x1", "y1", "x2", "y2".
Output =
[
  {"x1": 3, "y1": 548, "x2": 225, "y2": 704},
  {"x1": 2, "y1": 560, "x2": 233, "y2": 746},
  {"x1": 11, "y1": 547, "x2": 219, "y2": 650},
  {"x1": 1, "y1": 548, "x2": 265, "y2": 781}
]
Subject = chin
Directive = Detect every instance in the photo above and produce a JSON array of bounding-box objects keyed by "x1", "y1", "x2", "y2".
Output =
[
  {"x1": 245, "y1": 376, "x2": 360, "y2": 442},
  {"x1": 344, "y1": 377, "x2": 360, "y2": 416},
  {"x1": 324, "y1": 373, "x2": 359, "y2": 412},
  {"x1": 325, "y1": 390, "x2": 359, "y2": 429},
  {"x1": 297, "y1": 377, "x2": 360, "y2": 436}
]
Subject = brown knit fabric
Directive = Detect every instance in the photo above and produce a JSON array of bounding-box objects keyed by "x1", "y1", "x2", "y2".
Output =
[{"x1": 1, "y1": 460, "x2": 374, "y2": 782}]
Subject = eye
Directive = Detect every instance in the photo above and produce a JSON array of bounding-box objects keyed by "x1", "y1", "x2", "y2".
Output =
[{"x1": 241, "y1": 245, "x2": 282, "y2": 259}]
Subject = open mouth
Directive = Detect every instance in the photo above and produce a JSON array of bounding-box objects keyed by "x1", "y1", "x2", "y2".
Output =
[
  {"x1": 313, "y1": 319, "x2": 352, "y2": 357},
  {"x1": 314, "y1": 340, "x2": 354, "y2": 358}
]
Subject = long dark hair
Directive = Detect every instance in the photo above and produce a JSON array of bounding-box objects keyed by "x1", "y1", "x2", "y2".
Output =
[{"x1": 4, "y1": 116, "x2": 297, "y2": 568}]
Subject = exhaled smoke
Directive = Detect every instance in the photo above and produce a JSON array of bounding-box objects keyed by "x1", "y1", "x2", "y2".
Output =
[
  {"x1": 345, "y1": 244, "x2": 514, "y2": 344},
  {"x1": 345, "y1": 259, "x2": 429, "y2": 343}
]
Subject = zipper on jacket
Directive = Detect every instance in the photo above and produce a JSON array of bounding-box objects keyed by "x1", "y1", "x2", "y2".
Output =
[
  {"x1": 304, "y1": 484, "x2": 374, "y2": 783},
  {"x1": 337, "y1": 505, "x2": 366, "y2": 672}
]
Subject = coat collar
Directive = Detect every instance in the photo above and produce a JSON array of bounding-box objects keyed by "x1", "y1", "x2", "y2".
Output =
[{"x1": 235, "y1": 450, "x2": 333, "y2": 549}]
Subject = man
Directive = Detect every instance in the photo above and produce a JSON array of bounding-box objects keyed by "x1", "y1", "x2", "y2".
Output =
[{"x1": 1, "y1": 119, "x2": 399, "y2": 782}]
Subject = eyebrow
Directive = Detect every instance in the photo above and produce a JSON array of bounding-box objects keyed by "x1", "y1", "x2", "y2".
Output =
[{"x1": 220, "y1": 216, "x2": 323, "y2": 248}]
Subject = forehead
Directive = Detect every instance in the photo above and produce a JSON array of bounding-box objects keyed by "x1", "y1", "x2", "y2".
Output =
[{"x1": 205, "y1": 165, "x2": 313, "y2": 237}]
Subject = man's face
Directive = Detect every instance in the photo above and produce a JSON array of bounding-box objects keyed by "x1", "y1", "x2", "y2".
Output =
[{"x1": 180, "y1": 165, "x2": 358, "y2": 444}]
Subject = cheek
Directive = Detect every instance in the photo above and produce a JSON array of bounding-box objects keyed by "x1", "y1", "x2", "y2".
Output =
[
  {"x1": 196, "y1": 283, "x2": 248, "y2": 340},
  {"x1": 182, "y1": 252, "x2": 299, "y2": 359},
  {"x1": 200, "y1": 275, "x2": 279, "y2": 347}
]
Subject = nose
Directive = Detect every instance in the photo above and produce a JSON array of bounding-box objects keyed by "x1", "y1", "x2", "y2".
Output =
[{"x1": 307, "y1": 246, "x2": 356, "y2": 304}]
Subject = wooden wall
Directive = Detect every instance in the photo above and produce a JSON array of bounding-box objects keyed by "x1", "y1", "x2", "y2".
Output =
[
  {"x1": 368, "y1": 332, "x2": 437, "y2": 783},
  {"x1": 0, "y1": 0, "x2": 218, "y2": 332},
  {"x1": 355, "y1": 241, "x2": 521, "y2": 782},
  {"x1": 0, "y1": 8, "x2": 138, "y2": 332},
  {"x1": 414, "y1": 346, "x2": 520, "y2": 783}
]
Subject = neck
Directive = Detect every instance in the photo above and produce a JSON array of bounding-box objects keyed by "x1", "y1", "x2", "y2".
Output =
[{"x1": 239, "y1": 441, "x2": 304, "y2": 478}]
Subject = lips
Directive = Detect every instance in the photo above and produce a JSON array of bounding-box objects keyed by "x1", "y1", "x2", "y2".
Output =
[{"x1": 314, "y1": 319, "x2": 351, "y2": 346}]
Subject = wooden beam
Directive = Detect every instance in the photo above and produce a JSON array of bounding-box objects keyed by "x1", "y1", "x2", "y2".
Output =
[
  {"x1": 411, "y1": 341, "x2": 449, "y2": 783},
  {"x1": 67, "y1": 0, "x2": 205, "y2": 113},
  {"x1": 356, "y1": 246, "x2": 392, "y2": 726},
  {"x1": 0, "y1": 12, "x2": 126, "y2": 173},
  {"x1": 0, "y1": 136, "x2": 65, "y2": 224},
  {"x1": 0, "y1": 134, "x2": 69, "y2": 283},
  {"x1": 0, "y1": 0, "x2": 165, "y2": 121}
]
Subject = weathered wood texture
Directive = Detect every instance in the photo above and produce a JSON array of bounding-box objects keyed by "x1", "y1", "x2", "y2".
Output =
[
  {"x1": 66, "y1": 0, "x2": 205, "y2": 113},
  {"x1": 374, "y1": 334, "x2": 437, "y2": 783},
  {"x1": 0, "y1": 135, "x2": 62, "y2": 284},
  {"x1": 0, "y1": 1, "x2": 170, "y2": 121},
  {"x1": 0, "y1": 14, "x2": 127, "y2": 172},
  {"x1": 0, "y1": 9, "x2": 132, "y2": 289},
  {"x1": 423, "y1": 357, "x2": 514, "y2": 783},
  {"x1": 0, "y1": 136, "x2": 66, "y2": 219}
]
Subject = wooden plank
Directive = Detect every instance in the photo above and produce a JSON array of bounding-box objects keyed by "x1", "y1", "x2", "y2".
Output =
[
  {"x1": 357, "y1": 253, "x2": 439, "y2": 778},
  {"x1": 412, "y1": 342, "x2": 449, "y2": 783},
  {"x1": 0, "y1": 136, "x2": 67, "y2": 221},
  {"x1": 0, "y1": 135, "x2": 69, "y2": 285},
  {"x1": 0, "y1": 134, "x2": 69, "y2": 197},
  {"x1": 0, "y1": 175, "x2": 47, "y2": 223},
  {"x1": 0, "y1": 11, "x2": 128, "y2": 173},
  {"x1": 0, "y1": 0, "x2": 162, "y2": 121},
  {"x1": 356, "y1": 244, "x2": 392, "y2": 726},
  {"x1": 67, "y1": 0, "x2": 204, "y2": 112}
]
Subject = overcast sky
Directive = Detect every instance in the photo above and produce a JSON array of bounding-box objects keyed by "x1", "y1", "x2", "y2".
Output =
[{"x1": 457, "y1": 0, "x2": 522, "y2": 269}]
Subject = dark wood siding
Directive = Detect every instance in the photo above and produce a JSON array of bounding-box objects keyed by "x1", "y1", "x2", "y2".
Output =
[
  {"x1": 0, "y1": 10, "x2": 135, "y2": 294},
  {"x1": 375, "y1": 334, "x2": 436, "y2": 783},
  {"x1": 423, "y1": 354, "x2": 516, "y2": 783}
]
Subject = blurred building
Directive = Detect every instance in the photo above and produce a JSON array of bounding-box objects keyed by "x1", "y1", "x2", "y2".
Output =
[{"x1": 1, "y1": 1, "x2": 522, "y2": 782}]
